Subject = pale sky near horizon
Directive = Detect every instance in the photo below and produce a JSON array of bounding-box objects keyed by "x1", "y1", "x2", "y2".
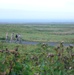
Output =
[{"x1": 0, "y1": 0, "x2": 74, "y2": 21}]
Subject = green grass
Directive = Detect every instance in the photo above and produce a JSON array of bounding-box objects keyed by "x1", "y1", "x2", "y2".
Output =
[
  {"x1": 0, "y1": 42, "x2": 74, "y2": 75},
  {"x1": 0, "y1": 24, "x2": 74, "y2": 42},
  {"x1": 0, "y1": 24, "x2": 74, "y2": 75}
]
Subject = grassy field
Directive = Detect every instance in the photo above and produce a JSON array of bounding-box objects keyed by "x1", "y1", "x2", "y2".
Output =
[
  {"x1": 0, "y1": 24, "x2": 74, "y2": 75},
  {"x1": 0, "y1": 42, "x2": 74, "y2": 75},
  {"x1": 0, "y1": 24, "x2": 74, "y2": 42}
]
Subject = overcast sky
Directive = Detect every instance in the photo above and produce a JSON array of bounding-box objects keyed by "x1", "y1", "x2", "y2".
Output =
[{"x1": 0, "y1": 0, "x2": 74, "y2": 22}]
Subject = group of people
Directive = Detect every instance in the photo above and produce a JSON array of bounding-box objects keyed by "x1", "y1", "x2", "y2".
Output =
[{"x1": 6, "y1": 32, "x2": 22, "y2": 42}]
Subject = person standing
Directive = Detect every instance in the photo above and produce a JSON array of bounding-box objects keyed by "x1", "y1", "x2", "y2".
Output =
[
  {"x1": 18, "y1": 34, "x2": 22, "y2": 43},
  {"x1": 10, "y1": 33, "x2": 14, "y2": 42},
  {"x1": 6, "y1": 32, "x2": 8, "y2": 41},
  {"x1": 15, "y1": 34, "x2": 18, "y2": 41}
]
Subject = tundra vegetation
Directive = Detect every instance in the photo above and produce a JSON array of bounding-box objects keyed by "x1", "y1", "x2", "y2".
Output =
[
  {"x1": 0, "y1": 24, "x2": 74, "y2": 75},
  {"x1": 0, "y1": 42, "x2": 74, "y2": 75},
  {"x1": 0, "y1": 24, "x2": 74, "y2": 42}
]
